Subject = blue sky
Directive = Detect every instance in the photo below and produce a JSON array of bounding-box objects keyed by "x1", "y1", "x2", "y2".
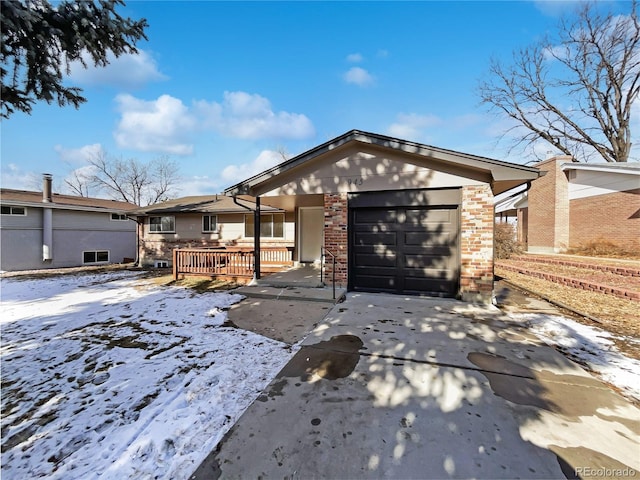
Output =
[{"x1": 1, "y1": 0, "x2": 636, "y2": 197}]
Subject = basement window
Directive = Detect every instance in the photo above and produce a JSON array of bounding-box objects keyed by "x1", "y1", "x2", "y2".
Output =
[
  {"x1": 83, "y1": 250, "x2": 109, "y2": 264},
  {"x1": 1, "y1": 205, "x2": 26, "y2": 215}
]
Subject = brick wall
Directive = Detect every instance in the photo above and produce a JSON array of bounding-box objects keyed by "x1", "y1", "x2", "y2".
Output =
[
  {"x1": 527, "y1": 156, "x2": 571, "y2": 253},
  {"x1": 460, "y1": 185, "x2": 494, "y2": 303},
  {"x1": 569, "y1": 188, "x2": 640, "y2": 247},
  {"x1": 323, "y1": 193, "x2": 348, "y2": 286}
]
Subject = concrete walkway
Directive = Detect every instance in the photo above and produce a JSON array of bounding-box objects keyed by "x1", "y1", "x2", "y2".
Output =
[{"x1": 192, "y1": 293, "x2": 640, "y2": 479}]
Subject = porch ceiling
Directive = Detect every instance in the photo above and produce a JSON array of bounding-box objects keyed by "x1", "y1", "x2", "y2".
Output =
[{"x1": 259, "y1": 194, "x2": 324, "y2": 211}]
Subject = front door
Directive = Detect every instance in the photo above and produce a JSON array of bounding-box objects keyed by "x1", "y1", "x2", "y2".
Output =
[{"x1": 299, "y1": 207, "x2": 324, "y2": 263}]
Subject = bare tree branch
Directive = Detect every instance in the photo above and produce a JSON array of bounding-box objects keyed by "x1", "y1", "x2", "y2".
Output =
[
  {"x1": 67, "y1": 152, "x2": 181, "y2": 205},
  {"x1": 478, "y1": 1, "x2": 639, "y2": 162}
]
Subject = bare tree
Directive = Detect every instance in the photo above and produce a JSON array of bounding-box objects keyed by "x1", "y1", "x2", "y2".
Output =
[
  {"x1": 478, "y1": 1, "x2": 639, "y2": 162},
  {"x1": 65, "y1": 152, "x2": 180, "y2": 205},
  {"x1": 65, "y1": 168, "x2": 94, "y2": 197}
]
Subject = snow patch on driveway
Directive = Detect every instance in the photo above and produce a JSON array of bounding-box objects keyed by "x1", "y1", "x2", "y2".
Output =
[{"x1": 513, "y1": 313, "x2": 640, "y2": 403}]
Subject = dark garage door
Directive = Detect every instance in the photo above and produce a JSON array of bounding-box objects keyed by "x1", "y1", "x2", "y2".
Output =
[{"x1": 349, "y1": 189, "x2": 460, "y2": 297}]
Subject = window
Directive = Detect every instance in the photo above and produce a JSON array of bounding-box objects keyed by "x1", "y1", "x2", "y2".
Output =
[
  {"x1": 150, "y1": 216, "x2": 175, "y2": 233},
  {"x1": 111, "y1": 213, "x2": 128, "y2": 221},
  {"x1": 1, "y1": 205, "x2": 26, "y2": 215},
  {"x1": 245, "y1": 213, "x2": 285, "y2": 238},
  {"x1": 83, "y1": 250, "x2": 109, "y2": 264},
  {"x1": 202, "y1": 215, "x2": 218, "y2": 233}
]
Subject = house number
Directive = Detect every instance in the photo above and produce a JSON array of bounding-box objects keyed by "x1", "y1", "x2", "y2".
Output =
[{"x1": 348, "y1": 177, "x2": 364, "y2": 186}]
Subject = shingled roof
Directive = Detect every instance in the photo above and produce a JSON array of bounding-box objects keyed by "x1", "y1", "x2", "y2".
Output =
[
  {"x1": 130, "y1": 195, "x2": 281, "y2": 215},
  {"x1": 0, "y1": 189, "x2": 138, "y2": 212}
]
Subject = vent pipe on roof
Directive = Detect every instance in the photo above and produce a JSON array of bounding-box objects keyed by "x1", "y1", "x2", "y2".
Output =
[
  {"x1": 43, "y1": 173, "x2": 53, "y2": 203},
  {"x1": 42, "y1": 173, "x2": 53, "y2": 261}
]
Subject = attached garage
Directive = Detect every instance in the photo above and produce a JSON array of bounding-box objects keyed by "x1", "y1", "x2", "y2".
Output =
[
  {"x1": 224, "y1": 130, "x2": 542, "y2": 303},
  {"x1": 349, "y1": 189, "x2": 460, "y2": 296}
]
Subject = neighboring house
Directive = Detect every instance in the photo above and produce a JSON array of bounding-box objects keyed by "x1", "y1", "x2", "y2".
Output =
[
  {"x1": 131, "y1": 195, "x2": 292, "y2": 268},
  {"x1": 495, "y1": 156, "x2": 640, "y2": 253},
  {"x1": 0, "y1": 174, "x2": 138, "y2": 272},
  {"x1": 223, "y1": 130, "x2": 541, "y2": 303}
]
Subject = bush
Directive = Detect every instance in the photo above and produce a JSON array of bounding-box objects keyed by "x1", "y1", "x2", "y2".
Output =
[{"x1": 494, "y1": 222, "x2": 522, "y2": 259}]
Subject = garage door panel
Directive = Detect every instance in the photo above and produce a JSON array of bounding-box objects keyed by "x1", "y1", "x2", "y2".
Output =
[
  {"x1": 354, "y1": 253, "x2": 396, "y2": 268},
  {"x1": 403, "y1": 231, "x2": 456, "y2": 247},
  {"x1": 404, "y1": 277, "x2": 456, "y2": 295},
  {"x1": 354, "y1": 232, "x2": 397, "y2": 247},
  {"x1": 352, "y1": 274, "x2": 397, "y2": 292},
  {"x1": 353, "y1": 209, "x2": 398, "y2": 224},
  {"x1": 404, "y1": 254, "x2": 454, "y2": 270},
  {"x1": 404, "y1": 209, "x2": 453, "y2": 226}
]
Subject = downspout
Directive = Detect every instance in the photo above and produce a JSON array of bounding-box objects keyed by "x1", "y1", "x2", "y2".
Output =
[
  {"x1": 126, "y1": 215, "x2": 144, "y2": 266},
  {"x1": 42, "y1": 173, "x2": 53, "y2": 262}
]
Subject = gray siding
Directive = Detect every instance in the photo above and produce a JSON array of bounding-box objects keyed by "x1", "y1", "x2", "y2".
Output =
[{"x1": 0, "y1": 207, "x2": 136, "y2": 271}]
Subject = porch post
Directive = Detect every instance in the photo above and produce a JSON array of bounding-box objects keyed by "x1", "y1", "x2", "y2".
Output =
[{"x1": 254, "y1": 196, "x2": 261, "y2": 280}]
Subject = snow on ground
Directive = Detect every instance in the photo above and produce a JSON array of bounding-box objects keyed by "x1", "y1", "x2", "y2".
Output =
[
  {"x1": 510, "y1": 312, "x2": 640, "y2": 403},
  {"x1": 0, "y1": 271, "x2": 298, "y2": 479}
]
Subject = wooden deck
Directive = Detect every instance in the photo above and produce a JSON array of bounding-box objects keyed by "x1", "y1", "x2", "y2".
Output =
[{"x1": 172, "y1": 247, "x2": 293, "y2": 280}]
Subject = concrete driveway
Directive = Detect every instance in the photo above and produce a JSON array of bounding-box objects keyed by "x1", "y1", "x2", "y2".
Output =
[{"x1": 192, "y1": 293, "x2": 640, "y2": 479}]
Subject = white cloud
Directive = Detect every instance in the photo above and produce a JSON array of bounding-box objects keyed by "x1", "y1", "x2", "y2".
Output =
[
  {"x1": 114, "y1": 94, "x2": 196, "y2": 155},
  {"x1": 344, "y1": 67, "x2": 374, "y2": 87},
  {"x1": 0, "y1": 163, "x2": 40, "y2": 191},
  {"x1": 170, "y1": 175, "x2": 220, "y2": 197},
  {"x1": 221, "y1": 150, "x2": 284, "y2": 184},
  {"x1": 69, "y1": 50, "x2": 167, "y2": 89},
  {"x1": 534, "y1": 0, "x2": 589, "y2": 17},
  {"x1": 387, "y1": 113, "x2": 442, "y2": 140},
  {"x1": 54, "y1": 143, "x2": 104, "y2": 165},
  {"x1": 195, "y1": 91, "x2": 315, "y2": 140},
  {"x1": 346, "y1": 53, "x2": 363, "y2": 63}
]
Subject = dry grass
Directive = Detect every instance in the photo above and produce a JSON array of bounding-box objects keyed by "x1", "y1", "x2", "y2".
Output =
[
  {"x1": 567, "y1": 238, "x2": 640, "y2": 260},
  {"x1": 150, "y1": 273, "x2": 244, "y2": 292}
]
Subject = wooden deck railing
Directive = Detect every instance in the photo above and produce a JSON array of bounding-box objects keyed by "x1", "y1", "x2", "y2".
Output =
[{"x1": 172, "y1": 247, "x2": 293, "y2": 280}]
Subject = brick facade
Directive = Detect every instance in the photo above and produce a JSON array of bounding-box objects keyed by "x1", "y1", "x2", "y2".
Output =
[
  {"x1": 323, "y1": 193, "x2": 348, "y2": 286},
  {"x1": 460, "y1": 185, "x2": 494, "y2": 303},
  {"x1": 569, "y1": 188, "x2": 640, "y2": 247},
  {"x1": 520, "y1": 157, "x2": 639, "y2": 252},
  {"x1": 527, "y1": 156, "x2": 571, "y2": 253},
  {"x1": 320, "y1": 187, "x2": 495, "y2": 302}
]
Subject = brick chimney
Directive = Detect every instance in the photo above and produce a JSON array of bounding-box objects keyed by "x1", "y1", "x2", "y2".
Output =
[{"x1": 527, "y1": 156, "x2": 572, "y2": 253}]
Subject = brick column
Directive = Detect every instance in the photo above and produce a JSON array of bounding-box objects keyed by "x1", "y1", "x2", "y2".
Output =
[
  {"x1": 460, "y1": 185, "x2": 494, "y2": 303},
  {"x1": 323, "y1": 193, "x2": 348, "y2": 286},
  {"x1": 528, "y1": 156, "x2": 571, "y2": 253}
]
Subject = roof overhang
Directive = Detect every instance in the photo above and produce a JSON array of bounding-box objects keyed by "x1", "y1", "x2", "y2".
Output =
[
  {"x1": 224, "y1": 130, "x2": 541, "y2": 197},
  {"x1": 561, "y1": 162, "x2": 640, "y2": 175}
]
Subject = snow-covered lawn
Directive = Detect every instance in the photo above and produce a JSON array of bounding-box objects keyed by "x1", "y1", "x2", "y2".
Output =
[
  {"x1": 0, "y1": 271, "x2": 297, "y2": 479},
  {"x1": 511, "y1": 313, "x2": 640, "y2": 403}
]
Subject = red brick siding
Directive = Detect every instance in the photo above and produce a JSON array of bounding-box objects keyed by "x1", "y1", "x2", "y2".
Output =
[
  {"x1": 460, "y1": 185, "x2": 494, "y2": 302},
  {"x1": 323, "y1": 193, "x2": 348, "y2": 286},
  {"x1": 528, "y1": 157, "x2": 571, "y2": 252},
  {"x1": 569, "y1": 188, "x2": 640, "y2": 247}
]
